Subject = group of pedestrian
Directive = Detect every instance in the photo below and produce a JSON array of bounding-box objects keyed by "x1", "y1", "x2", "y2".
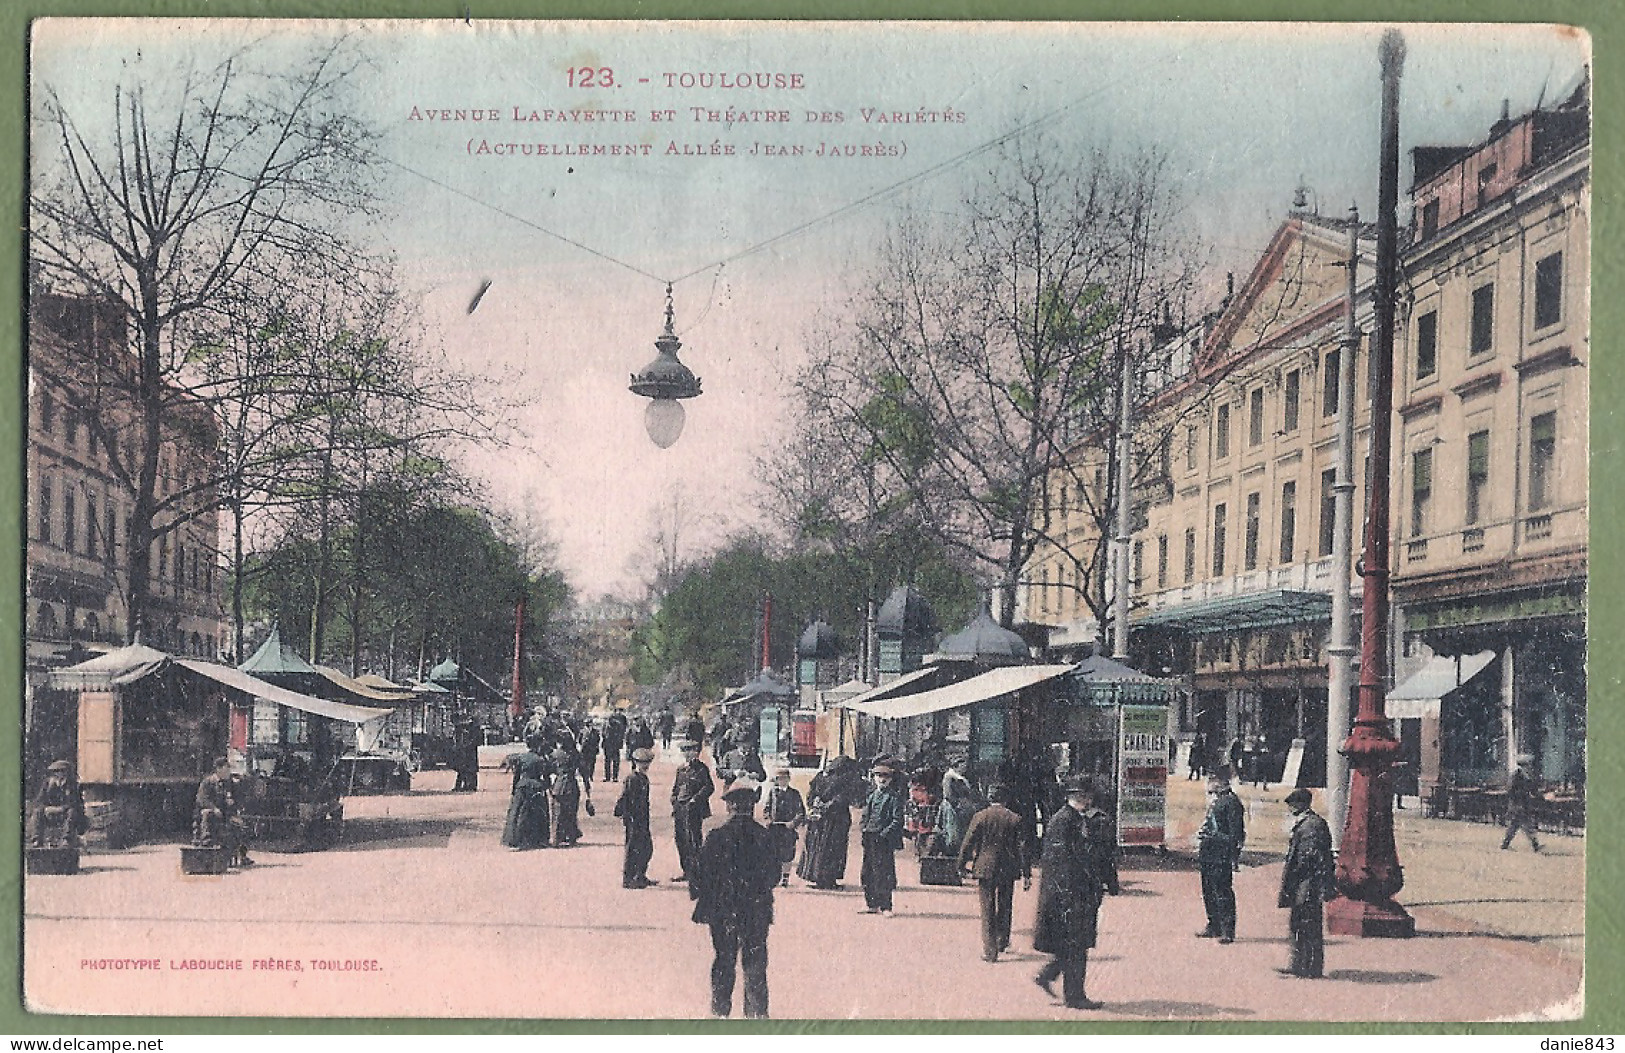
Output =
[
  {"x1": 541, "y1": 723, "x2": 1353, "y2": 1016},
  {"x1": 499, "y1": 727, "x2": 594, "y2": 851}
]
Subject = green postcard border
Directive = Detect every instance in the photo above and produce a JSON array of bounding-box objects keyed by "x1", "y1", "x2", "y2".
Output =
[{"x1": 0, "y1": 0, "x2": 1617, "y2": 1037}]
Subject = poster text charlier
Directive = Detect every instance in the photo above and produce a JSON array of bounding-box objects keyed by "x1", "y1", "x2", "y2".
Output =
[{"x1": 661, "y1": 72, "x2": 805, "y2": 89}]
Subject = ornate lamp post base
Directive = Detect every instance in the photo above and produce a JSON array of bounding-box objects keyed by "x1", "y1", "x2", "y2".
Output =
[{"x1": 1326, "y1": 894, "x2": 1414, "y2": 938}]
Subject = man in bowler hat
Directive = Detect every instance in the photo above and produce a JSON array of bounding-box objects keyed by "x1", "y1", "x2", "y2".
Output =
[
  {"x1": 957, "y1": 783, "x2": 1031, "y2": 962},
  {"x1": 1196, "y1": 770, "x2": 1246, "y2": 943},
  {"x1": 1277, "y1": 787, "x2": 1336, "y2": 978},
  {"x1": 1033, "y1": 776, "x2": 1110, "y2": 1009},
  {"x1": 691, "y1": 775, "x2": 780, "y2": 1018}
]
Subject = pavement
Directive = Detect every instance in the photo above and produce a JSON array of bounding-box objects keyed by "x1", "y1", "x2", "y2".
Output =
[{"x1": 22, "y1": 748, "x2": 1584, "y2": 1023}]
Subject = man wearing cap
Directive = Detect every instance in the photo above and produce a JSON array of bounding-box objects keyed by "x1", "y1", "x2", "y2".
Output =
[
  {"x1": 194, "y1": 756, "x2": 252, "y2": 866},
  {"x1": 957, "y1": 784, "x2": 1030, "y2": 962},
  {"x1": 29, "y1": 760, "x2": 89, "y2": 849},
  {"x1": 691, "y1": 775, "x2": 780, "y2": 1018},
  {"x1": 1196, "y1": 770, "x2": 1245, "y2": 943},
  {"x1": 671, "y1": 739, "x2": 715, "y2": 882},
  {"x1": 615, "y1": 747, "x2": 658, "y2": 888},
  {"x1": 762, "y1": 768, "x2": 806, "y2": 888},
  {"x1": 1277, "y1": 788, "x2": 1335, "y2": 979},
  {"x1": 1033, "y1": 777, "x2": 1109, "y2": 1009},
  {"x1": 858, "y1": 762, "x2": 906, "y2": 915}
]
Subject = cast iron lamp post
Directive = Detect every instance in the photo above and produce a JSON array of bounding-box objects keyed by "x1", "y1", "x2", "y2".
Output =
[
  {"x1": 1326, "y1": 28, "x2": 1414, "y2": 939},
  {"x1": 629, "y1": 284, "x2": 703, "y2": 448}
]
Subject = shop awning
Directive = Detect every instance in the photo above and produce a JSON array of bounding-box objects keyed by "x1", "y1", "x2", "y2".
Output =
[
  {"x1": 177, "y1": 660, "x2": 395, "y2": 724},
  {"x1": 838, "y1": 666, "x2": 942, "y2": 713},
  {"x1": 315, "y1": 664, "x2": 416, "y2": 705},
  {"x1": 864, "y1": 664, "x2": 1076, "y2": 720},
  {"x1": 1137, "y1": 589, "x2": 1332, "y2": 634},
  {"x1": 46, "y1": 643, "x2": 170, "y2": 689},
  {"x1": 1385, "y1": 650, "x2": 1496, "y2": 720}
]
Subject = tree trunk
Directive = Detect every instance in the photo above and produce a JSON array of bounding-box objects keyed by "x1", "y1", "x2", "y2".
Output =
[
  {"x1": 125, "y1": 301, "x2": 164, "y2": 646},
  {"x1": 232, "y1": 498, "x2": 248, "y2": 664}
]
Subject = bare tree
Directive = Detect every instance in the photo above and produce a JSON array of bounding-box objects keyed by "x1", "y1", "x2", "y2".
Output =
[
  {"x1": 30, "y1": 36, "x2": 381, "y2": 643},
  {"x1": 792, "y1": 138, "x2": 1197, "y2": 626}
]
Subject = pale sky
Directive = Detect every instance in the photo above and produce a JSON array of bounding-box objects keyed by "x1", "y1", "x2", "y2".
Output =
[{"x1": 31, "y1": 19, "x2": 1590, "y2": 600}]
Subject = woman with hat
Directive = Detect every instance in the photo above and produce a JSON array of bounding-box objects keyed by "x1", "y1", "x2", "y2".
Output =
[
  {"x1": 762, "y1": 767, "x2": 806, "y2": 888},
  {"x1": 858, "y1": 761, "x2": 906, "y2": 915},
  {"x1": 549, "y1": 742, "x2": 590, "y2": 847},
  {"x1": 500, "y1": 736, "x2": 553, "y2": 850},
  {"x1": 796, "y1": 756, "x2": 864, "y2": 890}
]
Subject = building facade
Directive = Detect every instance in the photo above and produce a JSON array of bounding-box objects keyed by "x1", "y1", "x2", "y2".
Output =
[
  {"x1": 1024, "y1": 81, "x2": 1589, "y2": 794},
  {"x1": 26, "y1": 293, "x2": 228, "y2": 666},
  {"x1": 1388, "y1": 80, "x2": 1589, "y2": 794}
]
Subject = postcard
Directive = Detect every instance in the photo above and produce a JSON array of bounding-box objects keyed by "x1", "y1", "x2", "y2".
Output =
[{"x1": 19, "y1": 19, "x2": 1590, "y2": 1022}]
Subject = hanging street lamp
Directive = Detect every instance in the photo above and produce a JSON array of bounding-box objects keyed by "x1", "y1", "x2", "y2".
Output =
[{"x1": 629, "y1": 284, "x2": 703, "y2": 448}]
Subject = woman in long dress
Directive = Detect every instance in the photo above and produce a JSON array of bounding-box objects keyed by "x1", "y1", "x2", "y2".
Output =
[
  {"x1": 501, "y1": 738, "x2": 553, "y2": 850},
  {"x1": 796, "y1": 756, "x2": 863, "y2": 889},
  {"x1": 550, "y1": 744, "x2": 588, "y2": 846}
]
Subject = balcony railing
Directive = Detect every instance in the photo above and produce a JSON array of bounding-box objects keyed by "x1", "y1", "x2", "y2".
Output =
[
  {"x1": 1406, "y1": 538, "x2": 1429, "y2": 562},
  {"x1": 1461, "y1": 527, "x2": 1486, "y2": 553},
  {"x1": 1524, "y1": 513, "x2": 1554, "y2": 541}
]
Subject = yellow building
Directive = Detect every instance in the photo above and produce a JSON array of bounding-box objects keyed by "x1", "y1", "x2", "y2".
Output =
[
  {"x1": 1024, "y1": 79, "x2": 1589, "y2": 794},
  {"x1": 1389, "y1": 80, "x2": 1589, "y2": 794}
]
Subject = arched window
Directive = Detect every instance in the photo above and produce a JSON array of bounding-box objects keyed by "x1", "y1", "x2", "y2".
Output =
[
  {"x1": 191, "y1": 632, "x2": 203, "y2": 656},
  {"x1": 35, "y1": 603, "x2": 58, "y2": 639}
]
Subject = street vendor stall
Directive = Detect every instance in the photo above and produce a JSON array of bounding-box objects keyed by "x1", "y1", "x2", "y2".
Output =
[
  {"x1": 45, "y1": 644, "x2": 391, "y2": 848},
  {"x1": 1044, "y1": 655, "x2": 1179, "y2": 849},
  {"x1": 721, "y1": 668, "x2": 797, "y2": 760}
]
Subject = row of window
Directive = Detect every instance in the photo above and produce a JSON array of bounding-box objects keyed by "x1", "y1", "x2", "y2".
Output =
[
  {"x1": 32, "y1": 478, "x2": 217, "y2": 592},
  {"x1": 1409, "y1": 412, "x2": 1558, "y2": 537},
  {"x1": 1186, "y1": 357, "x2": 1350, "y2": 473},
  {"x1": 1413, "y1": 250, "x2": 1565, "y2": 383},
  {"x1": 34, "y1": 390, "x2": 201, "y2": 494},
  {"x1": 1036, "y1": 406, "x2": 1566, "y2": 618}
]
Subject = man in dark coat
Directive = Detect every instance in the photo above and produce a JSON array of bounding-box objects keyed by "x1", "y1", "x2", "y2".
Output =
[
  {"x1": 578, "y1": 723, "x2": 602, "y2": 782},
  {"x1": 690, "y1": 775, "x2": 780, "y2": 1018},
  {"x1": 194, "y1": 757, "x2": 252, "y2": 866},
  {"x1": 671, "y1": 739, "x2": 715, "y2": 882},
  {"x1": 1500, "y1": 756, "x2": 1542, "y2": 852},
  {"x1": 1196, "y1": 771, "x2": 1246, "y2": 943},
  {"x1": 1277, "y1": 788, "x2": 1335, "y2": 979},
  {"x1": 1033, "y1": 777, "x2": 1109, "y2": 1010},
  {"x1": 658, "y1": 709, "x2": 677, "y2": 750},
  {"x1": 615, "y1": 747, "x2": 657, "y2": 888},
  {"x1": 684, "y1": 713, "x2": 707, "y2": 749},
  {"x1": 858, "y1": 762, "x2": 906, "y2": 915},
  {"x1": 957, "y1": 784, "x2": 1031, "y2": 962},
  {"x1": 602, "y1": 712, "x2": 628, "y2": 782},
  {"x1": 626, "y1": 717, "x2": 656, "y2": 761},
  {"x1": 452, "y1": 721, "x2": 480, "y2": 792}
]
